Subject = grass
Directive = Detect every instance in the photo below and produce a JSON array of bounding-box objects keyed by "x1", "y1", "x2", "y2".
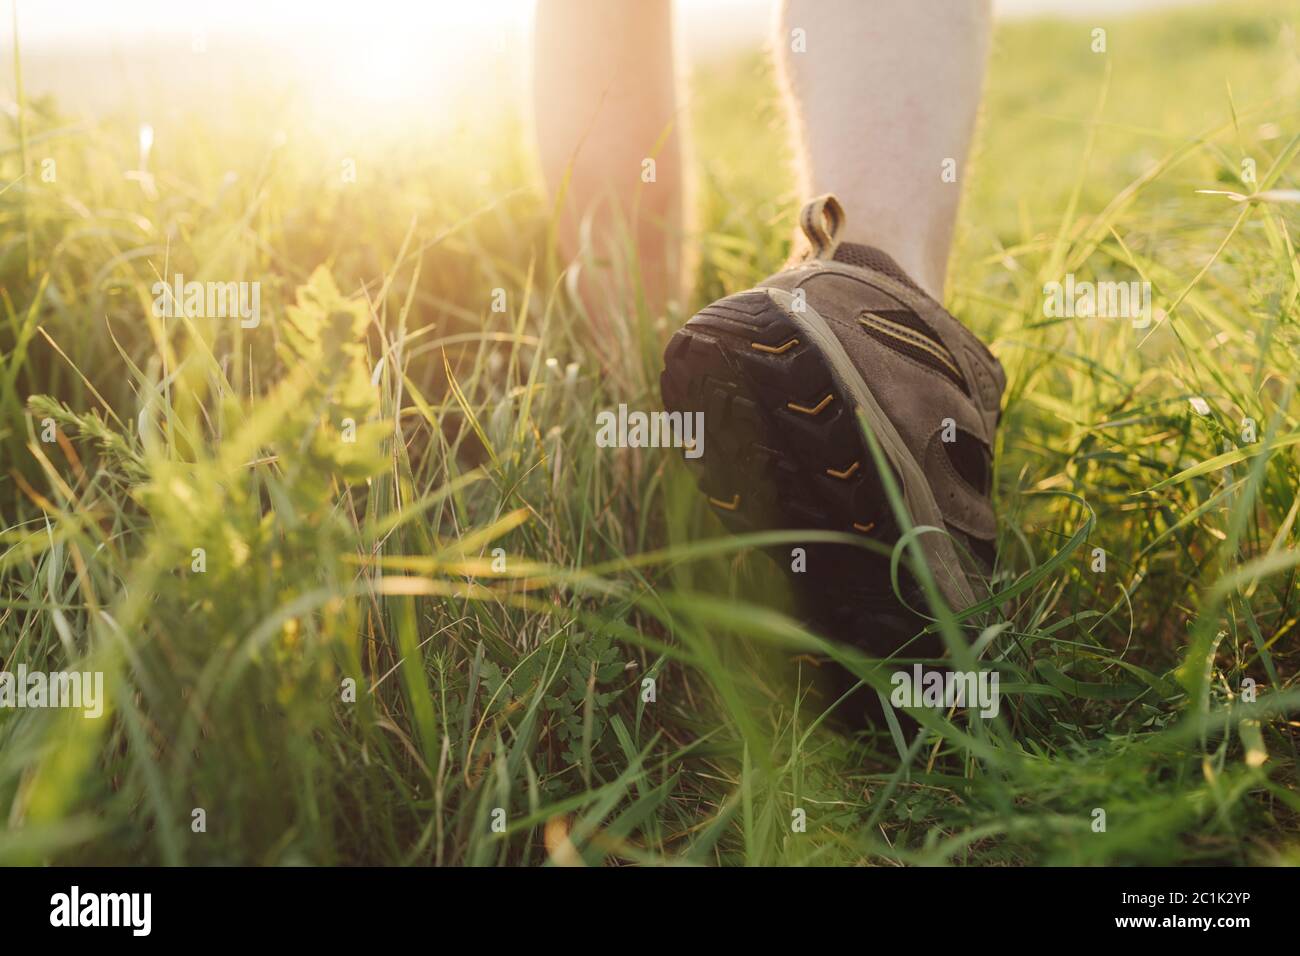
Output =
[{"x1": 2, "y1": 0, "x2": 1299, "y2": 866}]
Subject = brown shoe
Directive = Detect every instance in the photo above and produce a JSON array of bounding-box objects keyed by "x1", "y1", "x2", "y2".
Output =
[{"x1": 660, "y1": 195, "x2": 1004, "y2": 637}]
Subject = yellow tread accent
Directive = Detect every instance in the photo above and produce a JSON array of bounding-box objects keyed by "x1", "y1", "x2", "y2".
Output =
[
  {"x1": 750, "y1": 337, "x2": 799, "y2": 355},
  {"x1": 787, "y1": 393, "x2": 834, "y2": 415}
]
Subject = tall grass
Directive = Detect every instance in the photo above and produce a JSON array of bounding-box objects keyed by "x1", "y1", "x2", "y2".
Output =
[{"x1": 1, "y1": 0, "x2": 1298, "y2": 865}]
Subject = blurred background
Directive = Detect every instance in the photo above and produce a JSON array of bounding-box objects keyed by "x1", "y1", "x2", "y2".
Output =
[{"x1": 2, "y1": 0, "x2": 1218, "y2": 133}]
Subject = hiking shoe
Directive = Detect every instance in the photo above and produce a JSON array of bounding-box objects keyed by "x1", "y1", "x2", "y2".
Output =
[{"x1": 660, "y1": 195, "x2": 1004, "y2": 638}]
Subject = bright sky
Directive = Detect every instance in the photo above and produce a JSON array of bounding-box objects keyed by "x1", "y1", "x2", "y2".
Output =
[
  {"x1": 0, "y1": 0, "x2": 1212, "y2": 131},
  {"x1": 2, "y1": 0, "x2": 1213, "y2": 50}
]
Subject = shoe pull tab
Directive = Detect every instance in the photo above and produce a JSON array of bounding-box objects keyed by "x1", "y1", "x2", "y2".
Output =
[{"x1": 798, "y1": 194, "x2": 845, "y2": 260}]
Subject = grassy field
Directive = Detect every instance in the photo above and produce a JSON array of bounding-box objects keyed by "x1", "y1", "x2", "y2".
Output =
[{"x1": 2, "y1": 0, "x2": 1299, "y2": 866}]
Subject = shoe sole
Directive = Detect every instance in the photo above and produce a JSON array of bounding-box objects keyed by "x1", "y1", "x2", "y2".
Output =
[{"x1": 660, "y1": 285, "x2": 975, "y2": 617}]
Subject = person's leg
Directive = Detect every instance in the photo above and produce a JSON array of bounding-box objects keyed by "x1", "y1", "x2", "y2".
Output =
[
  {"x1": 533, "y1": 0, "x2": 683, "y2": 321},
  {"x1": 775, "y1": 0, "x2": 991, "y2": 300},
  {"x1": 663, "y1": 1, "x2": 1003, "y2": 623}
]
